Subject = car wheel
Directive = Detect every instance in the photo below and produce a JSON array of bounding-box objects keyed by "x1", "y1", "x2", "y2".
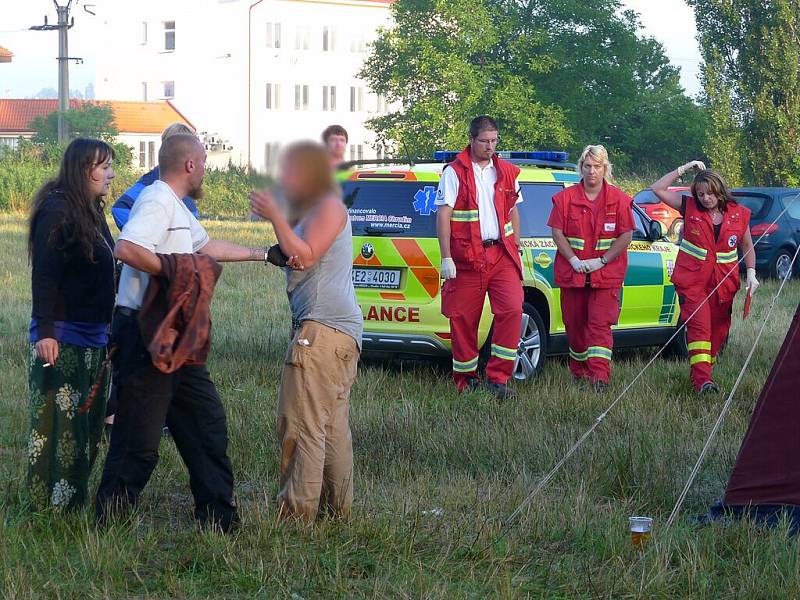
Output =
[
  {"x1": 770, "y1": 248, "x2": 796, "y2": 281},
  {"x1": 513, "y1": 302, "x2": 548, "y2": 380}
]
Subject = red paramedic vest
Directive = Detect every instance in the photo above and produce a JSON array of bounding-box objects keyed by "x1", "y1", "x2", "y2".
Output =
[
  {"x1": 447, "y1": 147, "x2": 522, "y2": 275},
  {"x1": 671, "y1": 198, "x2": 751, "y2": 303},
  {"x1": 552, "y1": 181, "x2": 633, "y2": 288}
]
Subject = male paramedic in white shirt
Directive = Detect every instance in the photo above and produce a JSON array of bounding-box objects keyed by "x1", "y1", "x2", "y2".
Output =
[{"x1": 435, "y1": 115, "x2": 524, "y2": 400}]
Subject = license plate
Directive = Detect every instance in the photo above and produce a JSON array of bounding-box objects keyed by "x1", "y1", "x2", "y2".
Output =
[{"x1": 352, "y1": 267, "x2": 401, "y2": 289}]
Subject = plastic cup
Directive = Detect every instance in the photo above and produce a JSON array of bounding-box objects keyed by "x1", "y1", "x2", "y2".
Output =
[{"x1": 629, "y1": 516, "x2": 653, "y2": 548}]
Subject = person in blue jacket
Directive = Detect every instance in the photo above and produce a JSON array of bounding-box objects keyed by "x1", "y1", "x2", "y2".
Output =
[{"x1": 111, "y1": 123, "x2": 200, "y2": 230}]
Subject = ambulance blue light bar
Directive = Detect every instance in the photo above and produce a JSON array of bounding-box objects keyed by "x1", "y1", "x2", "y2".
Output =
[{"x1": 433, "y1": 150, "x2": 570, "y2": 162}]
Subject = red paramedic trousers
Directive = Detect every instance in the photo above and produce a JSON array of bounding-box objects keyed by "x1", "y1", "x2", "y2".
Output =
[
  {"x1": 443, "y1": 243, "x2": 523, "y2": 390},
  {"x1": 561, "y1": 286, "x2": 621, "y2": 385},
  {"x1": 679, "y1": 289, "x2": 733, "y2": 390}
]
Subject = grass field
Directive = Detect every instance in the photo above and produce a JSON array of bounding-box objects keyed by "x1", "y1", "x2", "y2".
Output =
[{"x1": 1, "y1": 212, "x2": 800, "y2": 599}]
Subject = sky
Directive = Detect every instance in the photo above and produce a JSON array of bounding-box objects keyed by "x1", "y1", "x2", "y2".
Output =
[{"x1": 0, "y1": 0, "x2": 703, "y2": 99}]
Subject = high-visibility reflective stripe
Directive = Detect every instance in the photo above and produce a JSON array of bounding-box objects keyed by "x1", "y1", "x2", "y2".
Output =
[
  {"x1": 504, "y1": 222, "x2": 514, "y2": 237},
  {"x1": 690, "y1": 353, "x2": 712, "y2": 365},
  {"x1": 716, "y1": 250, "x2": 738, "y2": 264},
  {"x1": 453, "y1": 356, "x2": 479, "y2": 372},
  {"x1": 491, "y1": 344, "x2": 517, "y2": 361},
  {"x1": 687, "y1": 340, "x2": 712, "y2": 351},
  {"x1": 587, "y1": 346, "x2": 613, "y2": 361},
  {"x1": 569, "y1": 348, "x2": 588, "y2": 362},
  {"x1": 679, "y1": 239, "x2": 708, "y2": 260},
  {"x1": 451, "y1": 210, "x2": 479, "y2": 222},
  {"x1": 595, "y1": 237, "x2": 616, "y2": 251},
  {"x1": 567, "y1": 237, "x2": 585, "y2": 250}
]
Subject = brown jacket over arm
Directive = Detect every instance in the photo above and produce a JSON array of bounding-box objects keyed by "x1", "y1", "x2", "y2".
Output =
[{"x1": 139, "y1": 253, "x2": 223, "y2": 373}]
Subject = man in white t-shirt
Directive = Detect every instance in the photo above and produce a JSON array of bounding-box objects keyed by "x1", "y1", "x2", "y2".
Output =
[
  {"x1": 96, "y1": 134, "x2": 268, "y2": 532},
  {"x1": 435, "y1": 116, "x2": 524, "y2": 400}
]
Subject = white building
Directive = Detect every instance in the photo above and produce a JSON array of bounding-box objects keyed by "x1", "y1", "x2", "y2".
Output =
[{"x1": 93, "y1": 0, "x2": 394, "y2": 171}]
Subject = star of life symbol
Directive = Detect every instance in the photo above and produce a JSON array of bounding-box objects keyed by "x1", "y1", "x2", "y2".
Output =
[{"x1": 413, "y1": 186, "x2": 438, "y2": 216}]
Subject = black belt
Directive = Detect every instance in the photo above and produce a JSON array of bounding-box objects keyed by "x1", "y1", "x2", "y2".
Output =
[
  {"x1": 116, "y1": 306, "x2": 139, "y2": 318},
  {"x1": 482, "y1": 239, "x2": 501, "y2": 247}
]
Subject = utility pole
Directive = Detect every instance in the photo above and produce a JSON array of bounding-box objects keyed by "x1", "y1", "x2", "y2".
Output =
[
  {"x1": 31, "y1": 1, "x2": 79, "y2": 143},
  {"x1": 55, "y1": 2, "x2": 70, "y2": 143}
]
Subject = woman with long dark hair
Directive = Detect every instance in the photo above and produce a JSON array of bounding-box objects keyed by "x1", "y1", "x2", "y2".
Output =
[
  {"x1": 27, "y1": 138, "x2": 117, "y2": 510},
  {"x1": 652, "y1": 162, "x2": 758, "y2": 394}
]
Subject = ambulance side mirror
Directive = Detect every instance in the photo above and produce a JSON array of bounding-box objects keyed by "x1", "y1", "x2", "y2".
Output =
[{"x1": 648, "y1": 220, "x2": 666, "y2": 242}]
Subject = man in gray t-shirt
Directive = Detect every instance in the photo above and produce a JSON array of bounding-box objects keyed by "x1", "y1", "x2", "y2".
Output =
[{"x1": 96, "y1": 134, "x2": 268, "y2": 532}]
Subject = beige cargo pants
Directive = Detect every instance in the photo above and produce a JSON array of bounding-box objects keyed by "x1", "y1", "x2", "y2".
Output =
[{"x1": 277, "y1": 320, "x2": 359, "y2": 521}]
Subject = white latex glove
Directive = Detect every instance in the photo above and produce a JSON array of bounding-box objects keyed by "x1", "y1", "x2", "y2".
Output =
[
  {"x1": 569, "y1": 256, "x2": 587, "y2": 273},
  {"x1": 441, "y1": 257, "x2": 457, "y2": 280},
  {"x1": 584, "y1": 258, "x2": 605, "y2": 273},
  {"x1": 746, "y1": 268, "x2": 759, "y2": 295},
  {"x1": 677, "y1": 160, "x2": 706, "y2": 177}
]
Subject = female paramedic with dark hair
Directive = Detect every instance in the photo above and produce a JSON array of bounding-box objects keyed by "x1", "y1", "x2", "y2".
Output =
[{"x1": 651, "y1": 162, "x2": 758, "y2": 394}]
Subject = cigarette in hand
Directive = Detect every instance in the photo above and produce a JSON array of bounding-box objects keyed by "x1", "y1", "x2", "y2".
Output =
[{"x1": 42, "y1": 363, "x2": 52, "y2": 368}]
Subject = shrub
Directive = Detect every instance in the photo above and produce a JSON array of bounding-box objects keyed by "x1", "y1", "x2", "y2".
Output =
[{"x1": 0, "y1": 141, "x2": 265, "y2": 217}]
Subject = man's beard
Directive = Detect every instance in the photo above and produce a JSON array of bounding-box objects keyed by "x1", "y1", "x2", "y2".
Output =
[{"x1": 188, "y1": 184, "x2": 205, "y2": 200}]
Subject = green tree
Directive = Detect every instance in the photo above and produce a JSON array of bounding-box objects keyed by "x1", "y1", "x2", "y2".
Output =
[
  {"x1": 689, "y1": 0, "x2": 800, "y2": 186},
  {"x1": 362, "y1": 0, "x2": 706, "y2": 172},
  {"x1": 30, "y1": 103, "x2": 119, "y2": 144},
  {"x1": 361, "y1": 0, "x2": 572, "y2": 156},
  {"x1": 701, "y1": 51, "x2": 744, "y2": 186},
  {"x1": 522, "y1": 0, "x2": 707, "y2": 171}
]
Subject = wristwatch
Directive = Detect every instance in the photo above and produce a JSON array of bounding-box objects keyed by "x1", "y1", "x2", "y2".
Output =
[{"x1": 600, "y1": 255, "x2": 608, "y2": 265}]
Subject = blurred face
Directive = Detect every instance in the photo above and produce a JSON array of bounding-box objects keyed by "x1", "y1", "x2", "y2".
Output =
[
  {"x1": 469, "y1": 129, "x2": 498, "y2": 163},
  {"x1": 280, "y1": 158, "x2": 311, "y2": 205},
  {"x1": 186, "y1": 146, "x2": 207, "y2": 199},
  {"x1": 694, "y1": 182, "x2": 720, "y2": 210},
  {"x1": 326, "y1": 134, "x2": 347, "y2": 162},
  {"x1": 87, "y1": 154, "x2": 115, "y2": 197},
  {"x1": 581, "y1": 156, "x2": 605, "y2": 188}
]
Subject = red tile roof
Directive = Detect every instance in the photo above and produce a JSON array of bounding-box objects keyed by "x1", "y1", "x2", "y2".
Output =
[
  {"x1": 0, "y1": 45, "x2": 12, "y2": 63},
  {"x1": 0, "y1": 99, "x2": 194, "y2": 134}
]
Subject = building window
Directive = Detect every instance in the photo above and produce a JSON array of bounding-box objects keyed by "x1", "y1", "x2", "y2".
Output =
[
  {"x1": 322, "y1": 85, "x2": 336, "y2": 111},
  {"x1": 141, "y1": 82, "x2": 148, "y2": 102},
  {"x1": 376, "y1": 145, "x2": 383, "y2": 160},
  {"x1": 350, "y1": 86, "x2": 364, "y2": 112},
  {"x1": 148, "y1": 141, "x2": 156, "y2": 169},
  {"x1": 357, "y1": 144, "x2": 364, "y2": 161},
  {"x1": 266, "y1": 22, "x2": 281, "y2": 49},
  {"x1": 141, "y1": 21, "x2": 148, "y2": 45},
  {"x1": 294, "y1": 84, "x2": 309, "y2": 110},
  {"x1": 294, "y1": 26, "x2": 310, "y2": 50},
  {"x1": 139, "y1": 141, "x2": 146, "y2": 168},
  {"x1": 322, "y1": 26, "x2": 336, "y2": 51},
  {"x1": 265, "y1": 142, "x2": 281, "y2": 171},
  {"x1": 376, "y1": 94, "x2": 388, "y2": 113},
  {"x1": 266, "y1": 83, "x2": 281, "y2": 109},
  {"x1": 350, "y1": 33, "x2": 366, "y2": 53},
  {"x1": 164, "y1": 21, "x2": 176, "y2": 51},
  {"x1": 163, "y1": 81, "x2": 175, "y2": 99}
]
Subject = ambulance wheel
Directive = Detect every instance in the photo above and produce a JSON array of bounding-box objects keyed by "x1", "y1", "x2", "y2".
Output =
[
  {"x1": 513, "y1": 303, "x2": 547, "y2": 380},
  {"x1": 665, "y1": 319, "x2": 689, "y2": 360}
]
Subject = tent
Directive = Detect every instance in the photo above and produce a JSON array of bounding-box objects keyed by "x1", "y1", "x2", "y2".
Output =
[{"x1": 706, "y1": 301, "x2": 800, "y2": 531}]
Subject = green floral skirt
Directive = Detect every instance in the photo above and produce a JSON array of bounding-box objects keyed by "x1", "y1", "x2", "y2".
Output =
[{"x1": 27, "y1": 342, "x2": 110, "y2": 511}]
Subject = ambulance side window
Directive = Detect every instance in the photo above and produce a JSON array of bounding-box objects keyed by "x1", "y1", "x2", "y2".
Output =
[{"x1": 516, "y1": 184, "x2": 566, "y2": 237}]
